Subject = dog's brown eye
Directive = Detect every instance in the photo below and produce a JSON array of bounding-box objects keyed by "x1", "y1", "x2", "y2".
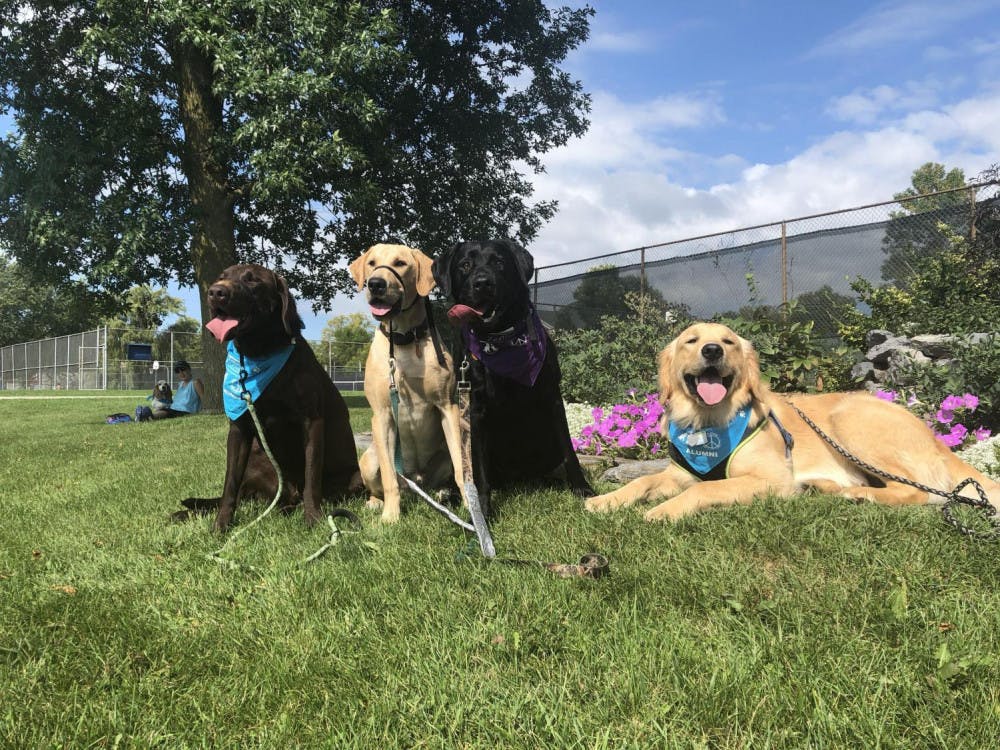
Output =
[
  {"x1": 722, "y1": 338, "x2": 735, "y2": 345},
  {"x1": 459, "y1": 261, "x2": 472, "y2": 272},
  {"x1": 686, "y1": 338, "x2": 698, "y2": 345},
  {"x1": 392, "y1": 259, "x2": 407, "y2": 268}
]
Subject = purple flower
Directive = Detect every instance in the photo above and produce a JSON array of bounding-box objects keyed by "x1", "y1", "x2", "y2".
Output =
[
  {"x1": 651, "y1": 443, "x2": 660, "y2": 454},
  {"x1": 974, "y1": 427, "x2": 992, "y2": 441},
  {"x1": 962, "y1": 393, "x2": 979, "y2": 411},
  {"x1": 940, "y1": 394, "x2": 964, "y2": 412},
  {"x1": 906, "y1": 393, "x2": 919, "y2": 407},
  {"x1": 937, "y1": 432, "x2": 963, "y2": 448},
  {"x1": 935, "y1": 408, "x2": 955, "y2": 425},
  {"x1": 875, "y1": 389, "x2": 897, "y2": 402}
]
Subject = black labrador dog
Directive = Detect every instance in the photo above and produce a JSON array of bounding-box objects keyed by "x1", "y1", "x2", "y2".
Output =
[
  {"x1": 180, "y1": 263, "x2": 361, "y2": 532},
  {"x1": 432, "y1": 239, "x2": 594, "y2": 517}
]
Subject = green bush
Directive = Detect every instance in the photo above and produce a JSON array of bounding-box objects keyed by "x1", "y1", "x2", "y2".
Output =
[
  {"x1": 895, "y1": 333, "x2": 1000, "y2": 431},
  {"x1": 839, "y1": 225, "x2": 1000, "y2": 351},
  {"x1": 718, "y1": 299, "x2": 857, "y2": 394},
  {"x1": 555, "y1": 292, "x2": 690, "y2": 405}
]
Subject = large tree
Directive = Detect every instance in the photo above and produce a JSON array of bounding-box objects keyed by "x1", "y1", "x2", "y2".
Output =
[
  {"x1": 0, "y1": 0, "x2": 592, "y2": 408},
  {"x1": 0, "y1": 254, "x2": 106, "y2": 344}
]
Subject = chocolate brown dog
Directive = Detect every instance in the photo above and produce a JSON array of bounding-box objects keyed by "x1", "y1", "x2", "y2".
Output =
[{"x1": 181, "y1": 263, "x2": 361, "y2": 532}]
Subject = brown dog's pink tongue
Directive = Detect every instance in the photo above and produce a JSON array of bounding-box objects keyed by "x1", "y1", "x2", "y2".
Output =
[
  {"x1": 697, "y1": 376, "x2": 727, "y2": 406},
  {"x1": 447, "y1": 304, "x2": 483, "y2": 325},
  {"x1": 369, "y1": 303, "x2": 393, "y2": 317},
  {"x1": 205, "y1": 316, "x2": 238, "y2": 343}
]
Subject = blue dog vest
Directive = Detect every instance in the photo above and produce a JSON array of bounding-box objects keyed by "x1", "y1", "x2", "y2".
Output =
[{"x1": 222, "y1": 341, "x2": 294, "y2": 421}]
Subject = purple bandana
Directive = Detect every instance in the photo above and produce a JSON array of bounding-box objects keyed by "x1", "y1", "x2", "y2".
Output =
[{"x1": 462, "y1": 307, "x2": 547, "y2": 387}]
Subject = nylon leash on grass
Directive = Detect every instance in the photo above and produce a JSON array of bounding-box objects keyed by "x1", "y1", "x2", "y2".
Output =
[{"x1": 787, "y1": 402, "x2": 1000, "y2": 541}]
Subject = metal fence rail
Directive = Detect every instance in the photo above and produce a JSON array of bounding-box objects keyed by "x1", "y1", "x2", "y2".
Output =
[{"x1": 532, "y1": 181, "x2": 1000, "y2": 329}]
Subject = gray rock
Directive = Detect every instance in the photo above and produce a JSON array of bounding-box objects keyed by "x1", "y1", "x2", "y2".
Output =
[
  {"x1": 866, "y1": 336, "x2": 912, "y2": 368},
  {"x1": 910, "y1": 334, "x2": 956, "y2": 359},
  {"x1": 865, "y1": 330, "x2": 893, "y2": 349},
  {"x1": 600, "y1": 458, "x2": 671, "y2": 484},
  {"x1": 850, "y1": 361, "x2": 876, "y2": 382}
]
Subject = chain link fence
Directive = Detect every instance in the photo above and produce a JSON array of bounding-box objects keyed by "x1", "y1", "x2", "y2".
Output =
[
  {"x1": 1, "y1": 326, "x2": 371, "y2": 392},
  {"x1": 532, "y1": 181, "x2": 1000, "y2": 333}
]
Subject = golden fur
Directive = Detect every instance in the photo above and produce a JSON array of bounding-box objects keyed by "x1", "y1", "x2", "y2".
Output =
[
  {"x1": 348, "y1": 243, "x2": 465, "y2": 523},
  {"x1": 586, "y1": 321, "x2": 1000, "y2": 521}
]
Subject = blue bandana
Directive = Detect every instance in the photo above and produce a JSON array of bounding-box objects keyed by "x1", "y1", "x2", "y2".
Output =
[
  {"x1": 222, "y1": 341, "x2": 295, "y2": 421},
  {"x1": 668, "y1": 406, "x2": 753, "y2": 477}
]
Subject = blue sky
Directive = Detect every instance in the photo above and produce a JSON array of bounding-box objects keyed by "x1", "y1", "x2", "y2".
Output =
[{"x1": 6, "y1": 1, "x2": 1000, "y2": 339}]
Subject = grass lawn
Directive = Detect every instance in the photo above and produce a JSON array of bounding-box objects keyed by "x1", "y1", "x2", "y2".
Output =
[{"x1": 2, "y1": 392, "x2": 1000, "y2": 748}]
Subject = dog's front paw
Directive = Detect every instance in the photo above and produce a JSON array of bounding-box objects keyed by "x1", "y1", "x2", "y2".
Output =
[
  {"x1": 643, "y1": 499, "x2": 690, "y2": 523},
  {"x1": 380, "y1": 507, "x2": 400, "y2": 524},
  {"x1": 585, "y1": 492, "x2": 627, "y2": 513},
  {"x1": 571, "y1": 482, "x2": 597, "y2": 499},
  {"x1": 365, "y1": 496, "x2": 384, "y2": 511}
]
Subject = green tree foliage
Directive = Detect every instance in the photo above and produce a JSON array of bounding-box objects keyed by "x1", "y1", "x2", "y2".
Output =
[
  {"x1": 789, "y1": 285, "x2": 857, "y2": 340},
  {"x1": 881, "y1": 162, "x2": 971, "y2": 286},
  {"x1": 154, "y1": 315, "x2": 202, "y2": 366},
  {"x1": 318, "y1": 312, "x2": 374, "y2": 370},
  {"x1": 0, "y1": 255, "x2": 105, "y2": 345},
  {"x1": 840, "y1": 225, "x2": 1000, "y2": 350},
  {"x1": 555, "y1": 264, "x2": 676, "y2": 330},
  {"x1": 103, "y1": 285, "x2": 185, "y2": 362},
  {"x1": 0, "y1": 1, "x2": 592, "y2": 407}
]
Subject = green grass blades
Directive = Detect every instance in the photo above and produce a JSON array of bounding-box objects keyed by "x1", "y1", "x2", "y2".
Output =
[{"x1": 2, "y1": 394, "x2": 1000, "y2": 748}]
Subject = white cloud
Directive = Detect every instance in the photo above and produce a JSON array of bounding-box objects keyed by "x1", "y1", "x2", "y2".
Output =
[
  {"x1": 529, "y1": 90, "x2": 1000, "y2": 268},
  {"x1": 809, "y1": 0, "x2": 1000, "y2": 58},
  {"x1": 826, "y1": 80, "x2": 946, "y2": 124}
]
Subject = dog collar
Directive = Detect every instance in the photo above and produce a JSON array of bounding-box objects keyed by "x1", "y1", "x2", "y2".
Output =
[
  {"x1": 462, "y1": 305, "x2": 547, "y2": 387},
  {"x1": 222, "y1": 340, "x2": 295, "y2": 421},
  {"x1": 380, "y1": 317, "x2": 430, "y2": 346}
]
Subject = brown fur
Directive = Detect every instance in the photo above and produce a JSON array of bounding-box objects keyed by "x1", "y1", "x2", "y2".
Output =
[
  {"x1": 348, "y1": 244, "x2": 465, "y2": 523},
  {"x1": 586, "y1": 322, "x2": 1000, "y2": 521}
]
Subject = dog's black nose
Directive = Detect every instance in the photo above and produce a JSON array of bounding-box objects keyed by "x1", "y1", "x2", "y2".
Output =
[
  {"x1": 366, "y1": 277, "x2": 387, "y2": 296},
  {"x1": 472, "y1": 274, "x2": 493, "y2": 293},
  {"x1": 207, "y1": 284, "x2": 229, "y2": 305},
  {"x1": 701, "y1": 343, "x2": 723, "y2": 361}
]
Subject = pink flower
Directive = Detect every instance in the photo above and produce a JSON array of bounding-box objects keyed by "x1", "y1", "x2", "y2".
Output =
[
  {"x1": 974, "y1": 427, "x2": 992, "y2": 441},
  {"x1": 937, "y1": 432, "x2": 963, "y2": 448},
  {"x1": 950, "y1": 423, "x2": 969, "y2": 442},
  {"x1": 875, "y1": 389, "x2": 897, "y2": 402},
  {"x1": 935, "y1": 408, "x2": 955, "y2": 425},
  {"x1": 940, "y1": 394, "x2": 964, "y2": 412},
  {"x1": 962, "y1": 393, "x2": 979, "y2": 410}
]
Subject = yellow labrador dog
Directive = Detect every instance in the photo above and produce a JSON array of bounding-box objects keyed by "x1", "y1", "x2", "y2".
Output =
[
  {"x1": 349, "y1": 243, "x2": 465, "y2": 523},
  {"x1": 586, "y1": 321, "x2": 1000, "y2": 522}
]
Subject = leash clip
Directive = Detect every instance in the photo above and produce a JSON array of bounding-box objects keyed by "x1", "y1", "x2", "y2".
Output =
[
  {"x1": 458, "y1": 356, "x2": 470, "y2": 391},
  {"x1": 388, "y1": 357, "x2": 397, "y2": 390}
]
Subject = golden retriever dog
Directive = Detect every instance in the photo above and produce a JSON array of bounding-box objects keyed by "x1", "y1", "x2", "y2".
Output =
[
  {"x1": 349, "y1": 243, "x2": 465, "y2": 523},
  {"x1": 586, "y1": 322, "x2": 1000, "y2": 522}
]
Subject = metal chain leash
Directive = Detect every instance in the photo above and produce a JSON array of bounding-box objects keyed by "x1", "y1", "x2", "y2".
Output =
[{"x1": 785, "y1": 402, "x2": 1000, "y2": 540}]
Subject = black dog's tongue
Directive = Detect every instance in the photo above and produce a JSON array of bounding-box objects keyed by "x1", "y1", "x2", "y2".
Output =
[{"x1": 447, "y1": 304, "x2": 483, "y2": 326}]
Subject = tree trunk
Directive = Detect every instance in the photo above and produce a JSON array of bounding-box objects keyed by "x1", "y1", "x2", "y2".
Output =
[{"x1": 170, "y1": 37, "x2": 238, "y2": 413}]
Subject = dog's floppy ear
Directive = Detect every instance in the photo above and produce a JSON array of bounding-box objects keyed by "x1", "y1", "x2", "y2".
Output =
[
  {"x1": 432, "y1": 242, "x2": 461, "y2": 298},
  {"x1": 275, "y1": 274, "x2": 304, "y2": 337},
  {"x1": 739, "y1": 335, "x2": 769, "y2": 402},
  {"x1": 657, "y1": 340, "x2": 676, "y2": 405},
  {"x1": 348, "y1": 248, "x2": 370, "y2": 291},
  {"x1": 503, "y1": 239, "x2": 535, "y2": 284},
  {"x1": 412, "y1": 247, "x2": 437, "y2": 297}
]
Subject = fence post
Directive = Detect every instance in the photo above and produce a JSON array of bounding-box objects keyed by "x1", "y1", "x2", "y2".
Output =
[
  {"x1": 969, "y1": 186, "x2": 977, "y2": 242},
  {"x1": 780, "y1": 221, "x2": 788, "y2": 313}
]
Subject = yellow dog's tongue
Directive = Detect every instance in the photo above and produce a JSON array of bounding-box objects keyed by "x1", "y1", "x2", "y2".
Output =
[
  {"x1": 205, "y1": 316, "x2": 238, "y2": 343},
  {"x1": 697, "y1": 375, "x2": 727, "y2": 406}
]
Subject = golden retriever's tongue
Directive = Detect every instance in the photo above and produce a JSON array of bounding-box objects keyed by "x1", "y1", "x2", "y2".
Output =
[
  {"x1": 697, "y1": 375, "x2": 728, "y2": 405},
  {"x1": 205, "y1": 316, "x2": 238, "y2": 343},
  {"x1": 447, "y1": 304, "x2": 483, "y2": 325},
  {"x1": 369, "y1": 303, "x2": 393, "y2": 317}
]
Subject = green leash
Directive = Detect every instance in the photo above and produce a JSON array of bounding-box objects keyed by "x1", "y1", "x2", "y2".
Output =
[{"x1": 208, "y1": 357, "x2": 357, "y2": 571}]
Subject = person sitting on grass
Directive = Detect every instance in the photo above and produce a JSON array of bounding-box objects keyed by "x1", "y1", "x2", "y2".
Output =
[{"x1": 152, "y1": 360, "x2": 204, "y2": 419}]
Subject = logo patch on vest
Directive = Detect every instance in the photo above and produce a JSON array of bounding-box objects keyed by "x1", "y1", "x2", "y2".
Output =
[{"x1": 668, "y1": 407, "x2": 752, "y2": 476}]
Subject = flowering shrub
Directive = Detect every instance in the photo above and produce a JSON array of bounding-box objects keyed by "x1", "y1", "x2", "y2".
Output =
[
  {"x1": 957, "y1": 435, "x2": 1000, "y2": 480},
  {"x1": 874, "y1": 389, "x2": 991, "y2": 450},
  {"x1": 571, "y1": 391, "x2": 664, "y2": 460}
]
